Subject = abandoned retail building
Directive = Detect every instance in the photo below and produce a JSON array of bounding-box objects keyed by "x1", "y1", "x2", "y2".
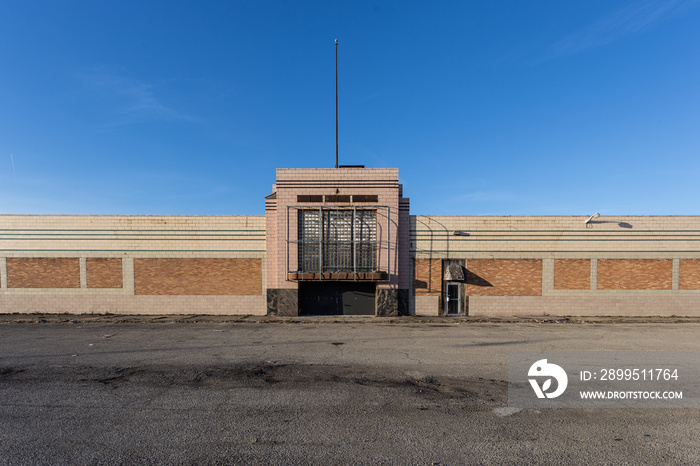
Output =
[{"x1": 2, "y1": 166, "x2": 700, "y2": 317}]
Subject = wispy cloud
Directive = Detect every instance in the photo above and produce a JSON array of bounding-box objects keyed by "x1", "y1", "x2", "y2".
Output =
[
  {"x1": 546, "y1": 0, "x2": 698, "y2": 59},
  {"x1": 358, "y1": 91, "x2": 383, "y2": 103},
  {"x1": 77, "y1": 70, "x2": 196, "y2": 126}
]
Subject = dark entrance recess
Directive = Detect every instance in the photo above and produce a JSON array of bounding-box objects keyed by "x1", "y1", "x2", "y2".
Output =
[{"x1": 299, "y1": 282, "x2": 376, "y2": 316}]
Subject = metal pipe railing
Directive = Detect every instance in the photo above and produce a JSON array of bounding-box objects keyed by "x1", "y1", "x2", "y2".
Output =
[{"x1": 285, "y1": 205, "x2": 392, "y2": 279}]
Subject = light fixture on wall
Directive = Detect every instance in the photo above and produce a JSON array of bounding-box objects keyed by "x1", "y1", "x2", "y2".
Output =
[
  {"x1": 585, "y1": 212, "x2": 600, "y2": 229},
  {"x1": 453, "y1": 231, "x2": 470, "y2": 236}
]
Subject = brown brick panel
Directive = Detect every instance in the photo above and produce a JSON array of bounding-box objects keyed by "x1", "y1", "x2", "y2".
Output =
[
  {"x1": 87, "y1": 258, "x2": 123, "y2": 288},
  {"x1": 134, "y1": 258, "x2": 262, "y2": 295},
  {"x1": 554, "y1": 259, "x2": 590, "y2": 290},
  {"x1": 413, "y1": 258, "x2": 442, "y2": 295},
  {"x1": 465, "y1": 259, "x2": 542, "y2": 296},
  {"x1": 679, "y1": 259, "x2": 700, "y2": 290},
  {"x1": 598, "y1": 259, "x2": 672, "y2": 290},
  {"x1": 7, "y1": 258, "x2": 80, "y2": 288}
]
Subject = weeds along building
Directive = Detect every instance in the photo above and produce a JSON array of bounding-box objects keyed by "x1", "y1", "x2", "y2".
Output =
[{"x1": 2, "y1": 166, "x2": 700, "y2": 317}]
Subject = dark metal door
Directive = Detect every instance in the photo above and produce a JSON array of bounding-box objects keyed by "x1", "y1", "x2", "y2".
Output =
[
  {"x1": 299, "y1": 282, "x2": 338, "y2": 316},
  {"x1": 341, "y1": 283, "x2": 375, "y2": 315},
  {"x1": 299, "y1": 282, "x2": 376, "y2": 316}
]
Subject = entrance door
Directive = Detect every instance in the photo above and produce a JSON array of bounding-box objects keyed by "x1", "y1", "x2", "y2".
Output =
[
  {"x1": 445, "y1": 282, "x2": 462, "y2": 316},
  {"x1": 299, "y1": 282, "x2": 338, "y2": 316},
  {"x1": 299, "y1": 282, "x2": 376, "y2": 316},
  {"x1": 341, "y1": 284, "x2": 375, "y2": 315}
]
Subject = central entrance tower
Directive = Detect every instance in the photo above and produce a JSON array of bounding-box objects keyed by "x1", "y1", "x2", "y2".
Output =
[{"x1": 265, "y1": 167, "x2": 410, "y2": 316}]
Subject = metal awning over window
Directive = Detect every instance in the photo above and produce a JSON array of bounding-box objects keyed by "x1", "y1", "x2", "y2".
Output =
[{"x1": 444, "y1": 262, "x2": 465, "y2": 282}]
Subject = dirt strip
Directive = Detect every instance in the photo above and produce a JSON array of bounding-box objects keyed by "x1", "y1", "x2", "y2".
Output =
[{"x1": 1, "y1": 313, "x2": 700, "y2": 325}]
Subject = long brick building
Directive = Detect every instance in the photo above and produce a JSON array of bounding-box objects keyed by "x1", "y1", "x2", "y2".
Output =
[{"x1": 2, "y1": 166, "x2": 700, "y2": 317}]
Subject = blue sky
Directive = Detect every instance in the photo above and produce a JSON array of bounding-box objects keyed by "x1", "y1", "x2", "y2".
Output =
[{"x1": 1, "y1": 0, "x2": 699, "y2": 215}]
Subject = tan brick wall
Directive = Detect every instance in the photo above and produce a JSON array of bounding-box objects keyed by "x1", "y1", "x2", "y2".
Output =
[
  {"x1": 134, "y1": 258, "x2": 262, "y2": 295},
  {"x1": 679, "y1": 259, "x2": 700, "y2": 290},
  {"x1": 414, "y1": 295, "x2": 440, "y2": 316},
  {"x1": 412, "y1": 215, "x2": 700, "y2": 257},
  {"x1": 598, "y1": 259, "x2": 672, "y2": 290},
  {"x1": 413, "y1": 258, "x2": 442, "y2": 295},
  {"x1": 468, "y1": 296, "x2": 700, "y2": 317},
  {"x1": 0, "y1": 294, "x2": 267, "y2": 315},
  {"x1": 465, "y1": 259, "x2": 542, "y2": 296},
  {"x1": 87, "y1": 258, "x2": 123, "y2": 288},
  {"x1": 554, "y1": 259, "x2": 590, "y2": 290},
  {"x1": 0, "y1": 215, "x2": 265, "y2": 253},
  {"x1": 7, "y1": 258, "x2": 80, "y2": 288}
]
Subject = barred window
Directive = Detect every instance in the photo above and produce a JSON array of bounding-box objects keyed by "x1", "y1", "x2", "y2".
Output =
[{"x1": 298, "y1": 209, "x2": 376, "y2": 273}]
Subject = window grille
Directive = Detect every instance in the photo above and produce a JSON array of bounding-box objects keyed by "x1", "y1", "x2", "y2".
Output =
[{"x1": 297, "y1": 209, "x2": 377, "y2": 273}]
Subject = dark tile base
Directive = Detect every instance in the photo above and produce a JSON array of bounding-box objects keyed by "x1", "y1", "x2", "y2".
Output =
[
  {"x1": 278, "y1": 289, "x2": 299, "y2": 316},
  {"x1": 376, "y1": 289, "x2": 399, "y2": 317},
  {"x1": 267, "y1": 288, "x2": 299, "y2": 316},
  {"x1": 271, "y1": 287, "x2": 406, "y2": 317},
  {"x1": 397, "y1": 289, "x2": 409, "y2": 316},
  {"x1": 266, "y1": 289, "x2": 278, "y2": 316}
]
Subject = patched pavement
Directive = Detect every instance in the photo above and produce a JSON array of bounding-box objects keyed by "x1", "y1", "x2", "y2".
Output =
[{"x1": 1, "y1": 320, "x2": 699, "y2": 464}]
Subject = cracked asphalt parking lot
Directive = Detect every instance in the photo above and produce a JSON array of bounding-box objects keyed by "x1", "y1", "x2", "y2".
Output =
[{"x1": 1, "y1": 318, "x2": 699, "y2": 465}]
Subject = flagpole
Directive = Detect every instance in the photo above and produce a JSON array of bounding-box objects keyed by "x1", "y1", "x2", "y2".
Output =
[{"x1": 335, "y1": 39, "x2": 338, "y2": 168}]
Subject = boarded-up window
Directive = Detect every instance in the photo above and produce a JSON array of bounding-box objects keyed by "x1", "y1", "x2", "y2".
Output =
[
  {"x1": 598, "y1": 259, "x2": 671, "y2": 290},
  {"x1": 87, "y1": 258, "x2": 123, "y2": 288},
  {"x1": 465, "y1": 259, "x2": 542, "y2": 296},
  {"x1": 134, "y1": 258, "x2": 262, "y2": 295},
  {"x1": 7, "y1": 258, "x2": 80, "y2": 288},
  {"x1": 554, "y1": 259, "x2": 590, "y2": 290},
  {"x1": 680, "y1": 259, "x2": 700, "y2": 290}
]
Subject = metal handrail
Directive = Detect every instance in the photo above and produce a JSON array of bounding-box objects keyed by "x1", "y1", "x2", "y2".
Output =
[{"x1": 286, "y1": 205, "x2": 393, "y2": 279}]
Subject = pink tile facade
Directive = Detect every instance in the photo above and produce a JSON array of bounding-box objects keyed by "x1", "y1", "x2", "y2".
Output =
[{"x1": 265, "y1": 168, "x2": 410, "y2": 316}]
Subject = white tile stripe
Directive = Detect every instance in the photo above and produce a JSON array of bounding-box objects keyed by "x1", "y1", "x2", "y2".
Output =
[
  {"x1": 673, "y1": 258, "x2": 680, "y2": 291},
  {"x1": 123, "y1": 257, "x2": 135, "y2": 295},
  {"x1": 79, "y1": 258, "x2": 87, "y2": 289},
  {"x1": 0, "y1": 257, "x2": 6, "y2": 289}
]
